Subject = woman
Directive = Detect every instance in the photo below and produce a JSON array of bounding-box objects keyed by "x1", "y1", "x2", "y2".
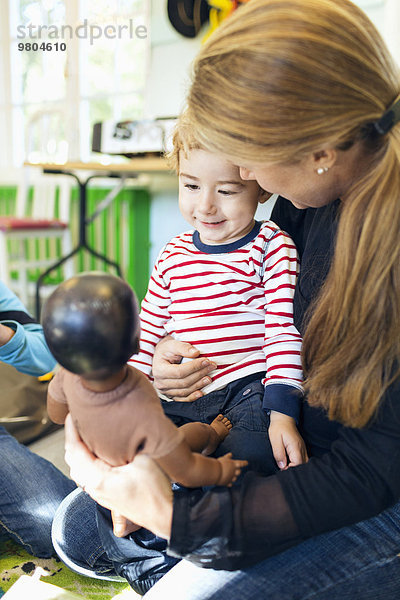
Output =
[{"x1": 58, "y1": 0, "x2": 400, "y2": 597}]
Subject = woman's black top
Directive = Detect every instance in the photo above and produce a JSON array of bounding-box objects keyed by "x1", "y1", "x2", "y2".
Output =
[{"x1": 168, "y1": 197, "x2": 400, "y2": 569}]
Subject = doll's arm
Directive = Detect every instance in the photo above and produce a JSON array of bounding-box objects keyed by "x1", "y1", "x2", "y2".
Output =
[
  {"x1": 47, "y1": 392, "x2": 69, "y2": 424},
  {"x1": 157, "y1": 440, "x2": 247, "y2": 488}
]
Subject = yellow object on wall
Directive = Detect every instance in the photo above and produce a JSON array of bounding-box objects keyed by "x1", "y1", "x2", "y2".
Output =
[{"x1": 203, "y1": 0, "x2": 250, "y2": 42}]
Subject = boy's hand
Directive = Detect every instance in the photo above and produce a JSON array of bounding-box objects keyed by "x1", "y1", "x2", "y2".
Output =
[
  {"x1": 268, "y1": 411, "x2": 308, "y2": 470},
  {"x1": 152, "y1": 337, "x2": 216, "y2": 402},
  {"x1": 216, "y1": 452, "x2": 248, "y2": 486}
]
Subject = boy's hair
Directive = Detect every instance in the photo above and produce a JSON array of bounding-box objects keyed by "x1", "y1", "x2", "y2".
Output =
[
  {"x1": 166, "y1": 111, "x2": 205, "y2": 172},
  {"x1": 168, "y1": 111, "x2": 269, "y2": 203}
]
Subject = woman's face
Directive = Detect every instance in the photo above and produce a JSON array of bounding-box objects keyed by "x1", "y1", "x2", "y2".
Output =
[{"x1": 239, "y1": 157, "x2": 342, "y2": 209}]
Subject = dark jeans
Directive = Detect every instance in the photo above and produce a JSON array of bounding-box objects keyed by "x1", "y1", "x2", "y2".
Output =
[
  {"x1": 98, "y1": 374, "x2": 277, "y2": 591},
  {"x1": 161, "y1": 372, "x2": 276, "y2": 475},
  {"x1": 0, "y1": 426, "x2": 76, "y2": 558},
  {"x1": 52, "y1": 487, "x2": 400, "y2": 598},
  {"x1": 53, "y1": 374, "x2": 277, "y2": 594}
]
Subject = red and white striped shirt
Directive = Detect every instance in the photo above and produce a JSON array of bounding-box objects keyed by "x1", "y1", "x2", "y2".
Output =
[{"x1": 129, "y1": 221, "x2": 303, "y2": 396}]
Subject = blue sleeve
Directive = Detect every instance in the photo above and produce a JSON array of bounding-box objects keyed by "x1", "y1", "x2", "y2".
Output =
[
  {"x1": 263, "y1": 383, "x2": 303, "y2": 422},
  {"x1": 0, "y1": 281, "x2": 56, "y2": 376}
]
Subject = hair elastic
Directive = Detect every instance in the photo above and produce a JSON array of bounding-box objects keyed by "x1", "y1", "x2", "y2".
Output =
[{"x1": 373, "y1": 97, "x2": 400, "y2": 135}]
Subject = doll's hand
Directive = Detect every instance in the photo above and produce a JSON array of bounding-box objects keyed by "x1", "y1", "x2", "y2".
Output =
[
  {"x1": 216, "y1": 452, "x2": 248, "y2": 486},
  {"x1": 111, "y1": 510, "x2": 141, "y2": 537},
  {"x1": 268, "y1": 411, "x2": 309, "y2": 470}
]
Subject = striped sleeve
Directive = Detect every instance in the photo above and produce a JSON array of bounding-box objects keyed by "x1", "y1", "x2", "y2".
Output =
[
  {"x1": 128, "y1": 252, "x2": 171, "y2": 379},
  {"x1": 261, "y1": 229, "x2": 303, "y2": 420}
]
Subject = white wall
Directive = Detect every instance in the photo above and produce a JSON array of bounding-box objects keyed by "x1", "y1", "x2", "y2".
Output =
[
  {"x1": 146, "y1": 0, "x2": 202, "y2": 268},
  {"x1": 353, "y1": 0, "x2": 385, "y2": 34},
  {"x1": 383, "y1": 0, "x2": 400, "y2": 64},
  {"x1": 144, "y1": 0, "x2": 202, "y2": 118}
]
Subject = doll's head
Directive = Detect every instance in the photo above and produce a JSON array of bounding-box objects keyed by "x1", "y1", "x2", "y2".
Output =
[{"x1": 42, "y1": 272, "x2": 140, "y2": 379}]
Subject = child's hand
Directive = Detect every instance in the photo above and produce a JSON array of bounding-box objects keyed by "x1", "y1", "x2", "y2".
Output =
[
  {"x1": 268, "y1": 411, "x2": 308, "y2": 470},
  {"x1": 216, "y1": 453, "x2": 248, "y2": 486},
  {"x1": 111, "y1": 510, "x2": 141, "y2": 537}
]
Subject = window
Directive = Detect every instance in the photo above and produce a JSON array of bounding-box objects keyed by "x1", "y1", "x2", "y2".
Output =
[{"x1": 2, "y1": 0, "x2": 149, "y2": 166}]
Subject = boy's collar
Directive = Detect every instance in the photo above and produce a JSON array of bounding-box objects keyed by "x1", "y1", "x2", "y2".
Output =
[{"x1": 193, "y1": 221, "x2": 262, "y2": 254}]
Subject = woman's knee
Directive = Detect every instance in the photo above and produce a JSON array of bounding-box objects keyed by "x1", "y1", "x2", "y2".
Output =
[{"x1": 52, "y1": 489, "x2": 99, "y2": 562}]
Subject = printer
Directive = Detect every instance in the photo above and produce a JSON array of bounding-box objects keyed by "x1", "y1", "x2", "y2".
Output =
[{"x1": 92, "y1": 117, "x2": 177, "y2": 158}]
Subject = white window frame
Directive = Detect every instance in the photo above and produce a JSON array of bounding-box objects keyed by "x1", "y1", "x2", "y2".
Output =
[{"x1": 0, "y1": 0, "x2": 149, "y2": 168}]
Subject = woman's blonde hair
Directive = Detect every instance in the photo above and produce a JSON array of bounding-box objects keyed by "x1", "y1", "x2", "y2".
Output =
[{"x1": 186, "y1": 0, "x2": 400, "y2": 427}]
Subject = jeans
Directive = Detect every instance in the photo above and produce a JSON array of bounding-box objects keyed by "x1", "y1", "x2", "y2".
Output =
[
  {"x1": 53, "y1": 376, "x2": 398, "y2": 598},
  {"x1": 143, "y1": 500, "x2": 400, "y2": 599},
  {"x1": 53, "y1": 486, "x2": 400, "y2": 598},
  {"x1": 162, "y1": 373, "x2": 276, "y2": 476},
  {"x1": 52, "y1": 374, "x2": 276, "y2": 593},
  {"x1": 52, "y1": 487, "x2": 180, "y2": 592},
  {"x1": 51, "y1": 488, "x2": 124, "y2": 581},
  {"x1": 0, "y1": 425, "x2": 76, "y2": 557}
]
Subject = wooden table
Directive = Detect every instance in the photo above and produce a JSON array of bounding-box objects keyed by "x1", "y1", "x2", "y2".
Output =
[{"x1": 33, "y1": 158, "x2": 171, "y2": 173}]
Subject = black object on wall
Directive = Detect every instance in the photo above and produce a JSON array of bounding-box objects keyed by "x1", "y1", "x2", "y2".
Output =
[{"x1": 167, "y1": 0, "x2": 210, "y2": 38}]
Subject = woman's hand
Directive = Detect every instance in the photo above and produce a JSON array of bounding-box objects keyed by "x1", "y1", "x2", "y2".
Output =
[
  {"x1": 152, "y1": 337, "x2": 216, "y2": 402},
  {"x1": 64, "y1": 414, "x2": 173, "y2": 539}
]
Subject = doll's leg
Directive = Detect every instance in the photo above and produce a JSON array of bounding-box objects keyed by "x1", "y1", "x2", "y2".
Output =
[
  {"x1": 162, "y1": 374, "x2": 276, "y2": 474},
  {"x1": 180, "y1": 414, "x2": 232, "y2": 455}
]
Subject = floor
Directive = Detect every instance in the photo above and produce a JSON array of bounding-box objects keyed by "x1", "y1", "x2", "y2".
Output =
[{"x1": 29, "y1": 427, "x2": 69, "y2": 476}]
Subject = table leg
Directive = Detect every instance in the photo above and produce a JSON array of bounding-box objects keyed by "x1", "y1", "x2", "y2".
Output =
[{"x1": 36, "y1": 171, "x2": 123, "y2": 320}]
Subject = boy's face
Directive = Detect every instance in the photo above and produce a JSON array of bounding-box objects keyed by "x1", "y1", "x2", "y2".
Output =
[{"x1": 178, "y1": 149, "x2": 265, "y2": 245}]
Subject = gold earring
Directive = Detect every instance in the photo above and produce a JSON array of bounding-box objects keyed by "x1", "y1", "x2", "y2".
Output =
[{"x1": 317, "y1": 167, "x2": 329, "y2": 175}]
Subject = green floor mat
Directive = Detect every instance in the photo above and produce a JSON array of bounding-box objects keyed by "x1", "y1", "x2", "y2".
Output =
[{"x1": 0, "y1": 538, "x2": 133, "y2": 599}]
